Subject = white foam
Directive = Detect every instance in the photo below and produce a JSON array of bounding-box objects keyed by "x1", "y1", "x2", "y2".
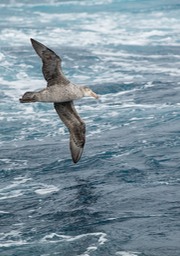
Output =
[
  {"x1": 0, "y1": 1, "x2": 180, "y2": 52},
  {"x1": 0, "y1": 175, "x2": 32, "y2": 200},
  {"x1": 35, "y1": 184, "x2": 59, "y2": 195},
  {"x1": 0, "y1": 230, "x2": 27, "y2": 248},
  {"x1": 116, "y1": 251, "x2": 141, "y2": 256},
  {"x1": 41, "y1": 232, "x2": 107, "y2": 256},
  {"x1": 0, "y1": 210, "x2": 9, "y2": 214},
  {"x1": 0, "y1": 239, "x2": 27, "y2": 248},
  {"x1": 42, "y1": 232, "x2": 107, "y2": 243},
  {"x1": 0, "y1": 52, "x2": 5, "y2": 61},
  {"x1": 0, "y1": 190, "x2": 23, "y2": 200},
  {"x1": 0, "y1": 159, "x2": 28, "y2": 171}
]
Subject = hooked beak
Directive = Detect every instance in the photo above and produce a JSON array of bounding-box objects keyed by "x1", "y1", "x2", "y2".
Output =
[{"x1": 90, "y1": 91, "x2": 99, "y2": 99}]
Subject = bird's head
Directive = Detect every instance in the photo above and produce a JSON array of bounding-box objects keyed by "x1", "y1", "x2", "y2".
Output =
[{"x1": 82, "y1": 86, "x2": 99, "y2": 99}]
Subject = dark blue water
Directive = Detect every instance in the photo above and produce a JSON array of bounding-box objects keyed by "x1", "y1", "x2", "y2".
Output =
[{"x1": 0, "y1": 0, "x2": 180, "y2": 255}]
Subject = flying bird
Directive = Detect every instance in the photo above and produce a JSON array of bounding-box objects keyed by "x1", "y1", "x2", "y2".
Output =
[{"x1": 20, "y1": 38, "x2": 98, "y2": 163}]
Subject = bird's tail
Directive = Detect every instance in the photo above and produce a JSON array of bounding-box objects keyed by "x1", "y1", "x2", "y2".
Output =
[{"x1": 19, "y1": 92, "x2": 37, "y2": 103}]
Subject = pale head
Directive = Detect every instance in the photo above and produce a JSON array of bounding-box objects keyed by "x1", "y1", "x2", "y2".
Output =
[{"x1": 82, "y1": 86, "x2": 99, "y2": 99}]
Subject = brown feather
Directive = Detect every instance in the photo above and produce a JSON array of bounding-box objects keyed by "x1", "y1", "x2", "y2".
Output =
[
  {"x1": 54, "y1": 102, "x2": 86, "y2": 163},
  {"x1": 30, "y1": 38, "x2": 70, "y2": 86}
]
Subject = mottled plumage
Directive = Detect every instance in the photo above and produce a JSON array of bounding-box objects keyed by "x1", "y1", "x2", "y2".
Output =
[
  {"x1": 31, "y1": 38, "x2": 70, "y2": 87},
  {"x1": 20, "y1": 39, "x2": 98, "y2": 163}
]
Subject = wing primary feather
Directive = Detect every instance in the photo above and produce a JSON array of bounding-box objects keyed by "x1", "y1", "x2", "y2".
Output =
[
  {"x1": 54, "y1": 102, "x2": 86, "y2": 163},
  {"x1": 30, "y1": 38, "x2": 70, "y2": 86}
]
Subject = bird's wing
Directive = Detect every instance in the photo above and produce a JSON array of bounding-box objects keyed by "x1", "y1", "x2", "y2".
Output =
[
  {"x1": 54, "y1": 102, "x2": 86, "y2": 163},
  {"x1": 30, "y1": 38, "x2": 70, "y2": 86}
]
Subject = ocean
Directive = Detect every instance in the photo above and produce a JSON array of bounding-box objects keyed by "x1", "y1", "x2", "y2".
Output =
[{"x1": 0, "y1": 0, "x2": 180, "y2": 255}]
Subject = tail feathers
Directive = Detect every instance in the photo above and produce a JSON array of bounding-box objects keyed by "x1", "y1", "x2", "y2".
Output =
[{"x1": 19, "y1": 92, "x2": 37, "y2": 103}]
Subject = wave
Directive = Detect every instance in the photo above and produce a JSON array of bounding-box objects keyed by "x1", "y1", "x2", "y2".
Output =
[
  {"x1": 116, "y1": 252, "x2": 141, "y2": 256},
  {"x1": 0, "y1": 231, "x2": 107, "y2": 256}
]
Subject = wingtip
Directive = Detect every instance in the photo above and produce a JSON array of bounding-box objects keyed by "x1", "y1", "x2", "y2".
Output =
[
  {"x1": 70, "y1": 139, "x2": 84, "y2": 164},
  {"x1": 30, "y1": 38, "x2": 40, "y2": 47},
  {"x1": 73, "y1": 158, "x2": 79, "y2": 164},
  {"x1": 72, "y1": 147, "x2": 84, "y2": 164},
  {"x1": 30, "y1": 38, "x2": 33, "y2": 41},
  {"x1": 30, "y1": 38, "x2": 36, "y2": 45},
  {"x1": 30, "y1": 38, "x2": 46, "y2": 58}
]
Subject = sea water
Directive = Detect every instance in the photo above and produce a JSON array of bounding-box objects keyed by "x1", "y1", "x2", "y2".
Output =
[{"x1": 0, "y1": 0, "x2": 180, "y2": 255}]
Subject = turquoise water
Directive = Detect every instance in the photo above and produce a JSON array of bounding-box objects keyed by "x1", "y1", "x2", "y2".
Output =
[{"x1": 0, "y1": 1, "x2": 180, "y2": 255}]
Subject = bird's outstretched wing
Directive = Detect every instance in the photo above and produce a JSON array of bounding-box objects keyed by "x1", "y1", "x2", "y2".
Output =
[
  {"x1": 30, "y1": 38, "x2": 70, "y2": 86},
  {"x1": 54, "y1": 102, "x2": 86, "y2": 163}
]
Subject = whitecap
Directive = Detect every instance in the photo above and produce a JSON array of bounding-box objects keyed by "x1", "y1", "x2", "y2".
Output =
[
  {"x1": 34, "y1": 184, "x2": 59, "y2": 195},
  {"x1": 41, "y1": 232, "x2": 107, "y2": 243},
  {"x1": 0, "y1": 52, "x2": 5, "y2": 61},
  {"x1": 0, "y1": 190, "x2": 23, "y2": 200},
  {"x1": 13, "y1": 175, "x2": 32, "y2": 184},
  {"x1": 0, "y1": 239, "x2": 28, "y2": 248},
  {"x1": 0, "y1": 175, "x2": 32, "y2": 200},
  {"x1": 116, "y1": 251, "x2": 141, "y2": 256},
  {"x1": 0, "y1": 210, "x2": 9, "y2": 214},
  {"x1": 0, "y1": 230, "x2": 27, "y2": 248},
  {"x1": 41, "y1": 232, "x2": 107, "y2": 255},
  {"x1": 0, "y1": 159, "x2": 28, "y2": 171}
]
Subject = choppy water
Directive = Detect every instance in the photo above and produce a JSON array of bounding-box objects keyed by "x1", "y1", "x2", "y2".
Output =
[{"x1": 0, "y1": 0, "x2": 180, "y2": 255}]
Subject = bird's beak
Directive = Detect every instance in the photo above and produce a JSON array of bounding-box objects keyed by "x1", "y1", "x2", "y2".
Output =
[{"x1": 90, "y1": 91, "x2": 99, "y2": 99}]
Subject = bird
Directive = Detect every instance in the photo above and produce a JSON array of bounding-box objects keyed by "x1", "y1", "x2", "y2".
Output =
[{"x1": 19, "y1": 38, "x2": 99, "y2": 163}]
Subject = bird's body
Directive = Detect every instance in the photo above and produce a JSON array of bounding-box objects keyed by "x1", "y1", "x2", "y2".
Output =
[
  {"x1": 21, "y1": 83, "x2": 85, "y2": 103},
  {"x1": 20, "y1": 38, "x2": 98, "y2": 163}
]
